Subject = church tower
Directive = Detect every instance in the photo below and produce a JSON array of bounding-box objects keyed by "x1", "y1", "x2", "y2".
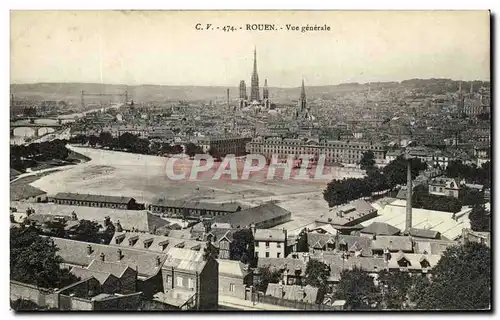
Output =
[
  {"x1": 263, "y1": 79, "x2": 270, "y2": 109},
  {"x1": 239, "y1": 80, "x2": 247, "y2": 109},
  {"x1": 250, "y1": 47, "x2": 260, "y2": 102},
  {"x1": 299, "y1": 79, "x2": 307, "y2": 112}
]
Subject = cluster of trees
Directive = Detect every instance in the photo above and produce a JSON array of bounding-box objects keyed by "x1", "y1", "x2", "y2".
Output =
[
  {"x1": 229, "y1": 228, "x2": 255, "y2": 266},
  {"x1": 324, "y1": 156, "x2": 427, "y2": 207},
  {"x1": 412, "y1": 183, "x2": 487, "y2": 213},
  {"x1": 69, "y1": 133, "x2": 213, "y2": 158},
  {"x1": 10, "y1": 139, "x2": 69, "y2": 172},
  {"x1": 412, "y1": 185, "x2": 463, "y2": 213},
  {"x1": 335, "y1": 242, "x2": 491, "y2": 310},
  {"x1": 469, "y1": 204, "x2": 490, "y2": 232},
  {"x1": 11, "y1": 226, "x2": 80, "y2": 289},
  {"x1": 445, "y1": 160, "x2": 490, "y2": 188},
  {"x1": 24, "y1": 212, "x2": 116, "y2": 245}
]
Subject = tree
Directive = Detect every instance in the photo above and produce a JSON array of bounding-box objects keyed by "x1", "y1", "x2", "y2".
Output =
[
  {"x1": 417, "y1": 242, "x2": 491, "y2": 310},
  {"x1": 185, "y1": 143, "x2": 203, "y2": 158},
  {"x1": 99, "y1": 131, "x2": 113, "y2": 148},
  {"x1": 256, "y1": 266, "x2": 282, "y2": 293},
  {"x1": 383, "y1": 156, "x2": 427, "y2": 190},
  {"x1": 296, "y1": 228, "x2": 309, "y2": 252},
  {"x1": 378, "y1": 270, "x2": 413, "y2": 309},
  {"x1": 304, "y1": 259, "x2": 330, "y2": 299},
  {"x1": 229, "y1": 228, "x2": 255, "y2": 265},
  {"x1": 70, "y1": 220, "x2": 102, "y2": 243},
  {"x1": 359, "y1": 151, "x2": 376, "y2": 171},
  {"x1": 335, "y1": 267, "x2": 381, "y2": 310},
  {"x1": 10, "y1": 227, "x2": 80, "y2": 289},
  {"x1": 208, "y1": 147, "x2": 222, "y2": 161},
  {"x1": 469, "y1": 204, "x2": 490, "y2": 232}
]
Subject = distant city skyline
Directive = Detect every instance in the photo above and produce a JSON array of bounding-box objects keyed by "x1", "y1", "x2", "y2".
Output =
[{"x1": 11, "y1": 11, "x2": 490, "y2": 87}]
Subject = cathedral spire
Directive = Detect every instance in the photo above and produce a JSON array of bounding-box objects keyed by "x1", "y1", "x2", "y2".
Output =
[
  {"x1": 250, "y1": 46, "x2": 260, "y2": 101},
  {"x1": 299, "y1": 78, "x2": 307, "y2": 112}
]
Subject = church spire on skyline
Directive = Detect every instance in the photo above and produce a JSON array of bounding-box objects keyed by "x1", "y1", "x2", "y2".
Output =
[{"x1": 250, "y1": 46, "x2": 260, "y2": 102}]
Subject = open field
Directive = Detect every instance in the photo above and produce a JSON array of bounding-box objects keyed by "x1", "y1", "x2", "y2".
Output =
[{"x1": 30, "y1": 146, "x2": 364, "y2": 221}]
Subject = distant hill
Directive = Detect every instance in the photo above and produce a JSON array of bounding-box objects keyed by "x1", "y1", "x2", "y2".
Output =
[{"x1": 10, "y1": 78, "x2": 490, "y2": 108}]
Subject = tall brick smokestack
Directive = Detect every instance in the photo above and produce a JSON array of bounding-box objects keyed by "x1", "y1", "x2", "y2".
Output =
[{"x1": 405, "y1": 157, "x2": 412, "y2": 233}]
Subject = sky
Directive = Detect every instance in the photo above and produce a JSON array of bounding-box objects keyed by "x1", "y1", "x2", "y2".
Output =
[{"x1": 10, "y1": 10, "x2": 490, "y2": 87}]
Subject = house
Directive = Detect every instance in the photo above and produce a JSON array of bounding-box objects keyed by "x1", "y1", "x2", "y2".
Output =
[
  {"x1": 10, "y1": 183, "x2": 47, "y2": 202},
  {"x1": 360, "y1": 222, "x2": 400, "y2": 237},
  {"x1": 413, "y1": 239, "x2": 457, "y2": 255},
  {"x1": 11, "y1": 201, "x2": 169, "y2": 234},
  {"x1": 161, "y1": 248, "x2": 219, "y2": 310},
  {"x1": 57, "y1": 277, "x2": 143, "y2": 310},
  {"x1": 387, "y1": 252, "x2": 441, "y2": 274},
  {"x1": 51, "y1": 237, "x2": 166, "y2": 298},
  {"x1": 110, "y1": 232, "x2": 211, "y2": 255},
  {"x1": 371, "y1": 236, "x2": 413, "y2": 255},
  {"x1": 307, "y1": 233, "x2": 335, "y2": 253},
  {"x1": 212, "y1": 202, "x2": 291, "y2": 229},
  {"x1": 428, "y1": 178, "x2": 460, "y2": 198},
  {"x1": 461, "y1": 228, "x2": 491, "y2": 248},
  {"x1": 217, "y1": 259, "x2": 253, "y2": 300},
  {"x1": 265, "y1": 284, "x2": 320, "y2": 305},
  {"x1": 336, "y1": 235, "x2": 373, "y2": 257},
  {"x1": 316, "y1": 200, "x2": 378, "y2": 228},
  {"x1": 257, "y1": 257, "x2": 307, "y2": 286},
  {"x1": 254, "y1": 228, "x2": 288, "y2": 259},
  {"x1": 409, "y1": 228, "x2": 441, "y2": 240},
  {"x1": 149, "y1": 198, "x2": 241, "y2": 218},
  {"x1": 86, "y1": 260, "x2": 138, "y2": 293},
  {"x1": 52, "y1": 193, "x2": 142, "y2": 210}
]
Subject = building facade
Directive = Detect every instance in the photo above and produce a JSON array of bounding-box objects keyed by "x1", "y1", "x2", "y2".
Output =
[
  {"x1": 254, "y1": 228, "x2": 287, "y2": 259},
  {"x1": 246, "y1": 136, "x2": 387, "y2": 165}
]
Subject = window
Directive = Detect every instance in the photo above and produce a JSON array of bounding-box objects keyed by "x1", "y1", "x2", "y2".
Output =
[
  {"x1": 255, "y1": 242, "x2": 259, "y2": 247},
  {"x1": 176, "y1": 276, "x2": 183, "y2": 287},
  {"x1": 277, "y1": 252, "x2": 281, "y2": 258},
  {"x1": 167, "y1": 275, "x2": 172, "y2": 285},
  {"x1": 277, "y1": 243, "x2": 281, "y2": 248},
  {"x1": 188, "y1": 278, "x2": 195, "y2": 290},
  {"x1": 265, "y1": 242, "x2": 270, "y2": 248},
  {"x1": 265, "y1": 252, "x2": 270, "y2": 258},
  {"x1": 229, "y1": 284, "x2": 235, "y2": 292}
]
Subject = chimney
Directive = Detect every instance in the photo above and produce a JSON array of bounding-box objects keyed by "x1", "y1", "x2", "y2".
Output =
[
  {"x1": 86, "y1": 245, "x2": 92, "y2": 255},
  {"x1": 250, "y1": 224, "x2": 256, "y2": 235},
  {"x1": 117, "y1": 249, "x2": 122, "y2": 260},
  {"x1": 405, "y1": 158, "x2": 412, "y2": 233},
  {"x1": 372, "y1": 233, "x2": 377, "y2": 240},
  {"x1": 100, "y1": 252, "x2": 105, "y2": 262}
]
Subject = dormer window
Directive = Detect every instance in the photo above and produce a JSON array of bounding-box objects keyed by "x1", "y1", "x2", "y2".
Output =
[
  {"x1": 175, "y1": 242, "x2": 185, "y2": 248},
  {"x1": 159, "y1": 240, "x2": 169, "y2": 251},
  {"x1": 128, "y1": 235, "x2": 139, "y2": 246},
  {"x1": 397, "y1": 257, "x2": 410, "y2": 268},
  {"x1": 115, "y1": 234, "x2": 126, "y2": 245},
  {"x1": 143, "y1": 238, "x2": 154, "y2": 249}
]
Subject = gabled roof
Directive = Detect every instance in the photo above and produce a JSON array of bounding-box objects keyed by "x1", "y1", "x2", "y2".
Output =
[
  {"x1": 162, "y1": 248, "x2": 209, "y2": 273},
  {"x1": 150, "y1": 198, "x2": 241, "y2": 213},
  {"x1": 52, "y1": 237, "x2": 166, "y2": 277},
  {"x1": 307, "y1": 233, "x2": 334, "y2": 249},
  {"x1": 70, "y1": 266, "x2": 117, "y2": 285},
  {"x1": 213, "y1": 202, "x2": 291, "y2": 228},
  {"x1": 266, "y1": 284, "x2": 319, "y2": 304},
  {"x1": 413, "y1": 239, "x2": 457, "y2": 255},
  {"x1": 11, "y1": 201, "x2": 168, "y2": 234},
  {"x1": 11, "y1": 184, "x2": 47, "y2": 201},
  {"x1": 372, "y1": 236, "x2": 413, "y2": 252},
  {"x1": 53, "y1": 192, "x2": 135, "y2": 205},
  {"x1": 254, "y1": 229, "x2": 286, "y2": 242},
  {"x1": 409, "y1": 228, "x2": 440, "y2": 239},
  {"x1": 217, "y1": 259, "x2": 249, "y2": 278},
  {"x1": 361, "y1": 222, "x2": 400, "y2": 236},
  {"x1": 110, "y1": 232, "x2": 207, "y2": 254},
  {"x1": 337, "y1": 235, "x2": 373, "y2": 256},
  {"x1": 387, "y1": 253, "x2": 442, "y2": 270},
  {"x1": 257, "y1": 258, "x2": 307, "y2": 276},
  {"x1": 87, "y1": 259, "x2": 133, "y2": 278}
]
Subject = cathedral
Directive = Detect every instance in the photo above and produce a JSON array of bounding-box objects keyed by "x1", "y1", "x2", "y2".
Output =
[{"x1": 238, "y1": 47, "x2": 271, "y2": 111}]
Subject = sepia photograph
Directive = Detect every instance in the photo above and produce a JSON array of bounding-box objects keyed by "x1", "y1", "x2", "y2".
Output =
[{"x1": 9, "y1": 10, "x2": 491, "y2": 311}]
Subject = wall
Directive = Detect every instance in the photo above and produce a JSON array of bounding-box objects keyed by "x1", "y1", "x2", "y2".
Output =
[
  {"x1": 10, "y1": 280, "x2": 58, "y2": 309},
  {"x1": 256, "y1": 293, "x2": 339, "y2": 310},
  {"x1": 93, "y1": 292, "x2": 143, "y2": 311},
  {"x1": 198, "y1": 258, "x2": 219, "y2": 310},
  {"x1": 255, "y1": 240, "x2": 285, "y2": 259},
  {"x1": 137, "y1": 272, "x2": 163, "y2": 299},
  {"x1": 218, "y1": 274, "x2": 246, "y2": 300}
]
